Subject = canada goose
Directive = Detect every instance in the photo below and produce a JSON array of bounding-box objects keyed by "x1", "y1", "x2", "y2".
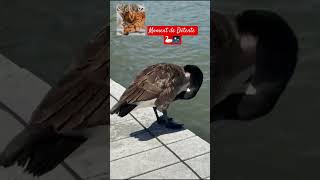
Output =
[
  {"x1": 212, "y1": 9, "x2": 298, "y2": 121},
  {"x1": 0, "y1": 25, "x2": 109, "y2": 176},
  {"x1": 165, "y1": 36, "x2": 173, "y2": 43},
  {"x1": 110, "y1": 63, "x2": 203, "y2": 129}
]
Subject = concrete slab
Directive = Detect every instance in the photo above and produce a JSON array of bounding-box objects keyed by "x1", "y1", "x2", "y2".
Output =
[
  {"x1": 110, "y1": 95, "x2": 117, "y2": 106},
  {"x1": 167, "y1": 136, "x2": 210, "y2": 160},
  {"x1": 0, "y1": 109, "x2": 75, "y2": 180},
  {"x1": 110, "y1": 146, "x2": 180, "y2": 179},
  {"x1": 0, "y1": 110, "x2": 24, "y2": 151},
  {"x1": 130, "y1": 107, "x2": 160, "y2": 128},
  {"x1": 129, "y1": 121, "x2": 196, "y2": 145},
  {"x1": 65, "y1": 126, "x2": 108, "y2": 179},
  {"x1": 110, "y1": 78, "x2": 211, "y2": 179},
  {"x1": 185, "y1": 153, "x2": 210, "y2": 179},
  {"x1": 131, "y1": 162, "x2": 199, "y2": 179},
  {"x1": 125, "y1": 109, "x2": 196, "y2": 145},
  {"x1": 0, "y1": 55, "x2": 50, "y2": 121},
  {"x1": 111, "y1": 132, "x2": 162, "y2": 161},
  {"x1": 110, "y1": 97, "x2": 136, "y2": 124},
  {"x1": 153, "y1": 128, "x2": 196, "y2": 145},
  {"x1": 65, "y1": 144, "x2": 108, "y2": 179},
  {"x1": 110, "y1": 79, "x2": 125, "y2": 99},
  {"x1": 110, "y1": 119, "x2": 144, "y2": 142},
  {"x1": 110, "y1": 113, "x2": 136, "y2": 125}
]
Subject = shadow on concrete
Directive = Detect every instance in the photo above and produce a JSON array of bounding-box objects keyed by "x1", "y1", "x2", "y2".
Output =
[{"x1": 129, "y1": 120, "x2": 185, "y2": 141}]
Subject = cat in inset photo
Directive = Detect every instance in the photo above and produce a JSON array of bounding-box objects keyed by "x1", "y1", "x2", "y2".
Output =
[{"x1": 116, "y1": 3, "x2": 146, "y2": 35}]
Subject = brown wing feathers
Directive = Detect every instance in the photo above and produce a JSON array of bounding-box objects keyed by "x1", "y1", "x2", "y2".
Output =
[
  {"x1": 110, "y1": 81, "x2": 160, "y2": 116},
  {"x1": 30, "y1": 25, "x2": 109, "y2": 132},
  {"x1": 118, "y1": 65, "x2": 163, "y2": 104},
  {"x1": 111, "y1": 63, "x2": 186, "y2": 116}
]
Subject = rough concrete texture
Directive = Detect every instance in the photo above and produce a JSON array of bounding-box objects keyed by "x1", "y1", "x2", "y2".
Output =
[{"x1": 110, "y1": 79, "x2": 210, "y2": 179}]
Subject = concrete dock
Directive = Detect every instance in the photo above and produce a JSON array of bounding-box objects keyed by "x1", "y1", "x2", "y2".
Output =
[
  {"x1": 110, "y1": 79, "x2": 210, "y2": 179},
  {"x1": 0, "y1": 54, "x2": 210, "y2": 179}
]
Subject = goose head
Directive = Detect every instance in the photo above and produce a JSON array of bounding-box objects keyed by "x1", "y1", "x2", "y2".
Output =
[
  {"x1": 175, "y1": 65, "x2": 203, "y2": 100},
  {"x1": 236, "y1": 10, "x2": 297, "y2": 47}
]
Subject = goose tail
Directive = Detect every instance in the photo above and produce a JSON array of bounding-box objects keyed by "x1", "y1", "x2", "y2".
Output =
[
  {"x1": 110, "y1": 101, "x2": 137, "y2": 117},
  {"x1": 0, "y1": 127, "x2": 86, "y2": 176}
]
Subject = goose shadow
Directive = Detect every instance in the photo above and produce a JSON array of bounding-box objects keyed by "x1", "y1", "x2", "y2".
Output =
[{"x1": 129, "y1": 119, "x2": 185, "y2": 141}]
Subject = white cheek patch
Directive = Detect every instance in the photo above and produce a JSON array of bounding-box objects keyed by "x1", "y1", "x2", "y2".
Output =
[
  {"x1": 245, "y1": 83, "x2": 257, "y2": 95},
  {"x1": 185, "y1": 72, "x2": 191, "y2": 79},
  {"x1": 186, "y1": 88, "x2": 191, "y2": 92},
  {"x1": 240, "y1": 34, "x2": 257, "y2": 53}
]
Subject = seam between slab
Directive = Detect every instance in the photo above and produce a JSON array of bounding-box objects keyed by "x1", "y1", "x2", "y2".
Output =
[
  {"x1": 110, "y1": 93, "x2": 202, "y2": 179},
  {"x1": 110, "y1": 118, "x2": 140, "y2": 126},
  {"x1": 110, "y1": 118, "x2": 146, "y2": 143},
  {"x1": 110, "y1": 135, "x2": 197, "y2": 162},
  {"x1": 109, "y1": 152, "x2": 210, "y2": 180},
  {"x1": 110, "y1": 132, "x2": 144, "y2": 143},
  {"x1": 127, "y1": 152, "x2": 210, "y2": 180},
  {"x1": 84, "y1": 172, "x2": 109, "y2": 180},
  {"x1": 182, "y1": 152, "x2": 210, "y2": 162},
  {"x1": 109, "y1": 129, "x2": 146, "y2": 143},
  {"x1": 110, "y1": 118, "x2": 136, "y2": 126},
  {"x1": 110, "y1": 144, "x2": 163, "y2": 162},
  {"x1": 0, "y1": 101, "x2": 29, "y2": 127},
  {"x1": 126, "y1": 161, "x2": 183, "y2": 179},
  {"x1": 110, "y1": 125, "x2": 196, "y2": 143}
]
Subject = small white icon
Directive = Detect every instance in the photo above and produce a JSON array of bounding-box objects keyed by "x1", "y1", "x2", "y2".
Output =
[{"x1": 164, "y1": 36, "x2": 173, "y2": 43}]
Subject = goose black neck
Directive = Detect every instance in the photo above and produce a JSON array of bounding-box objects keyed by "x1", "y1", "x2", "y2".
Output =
[{"x1": 175, "y1": 65, "x2": 203, "y2": 100}]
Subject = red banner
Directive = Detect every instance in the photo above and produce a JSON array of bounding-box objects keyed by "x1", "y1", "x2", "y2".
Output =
[{"x1": 147, "y1": 26, "x2": 198, "y2": 36}]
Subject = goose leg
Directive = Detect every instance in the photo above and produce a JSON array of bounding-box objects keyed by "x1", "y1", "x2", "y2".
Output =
[
  {"x1": 153, "y1": 107, "x2": 165, "y2": 124},
  {"x1": 153, "y1": 108, "x2": 183, "y2": 129}
]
